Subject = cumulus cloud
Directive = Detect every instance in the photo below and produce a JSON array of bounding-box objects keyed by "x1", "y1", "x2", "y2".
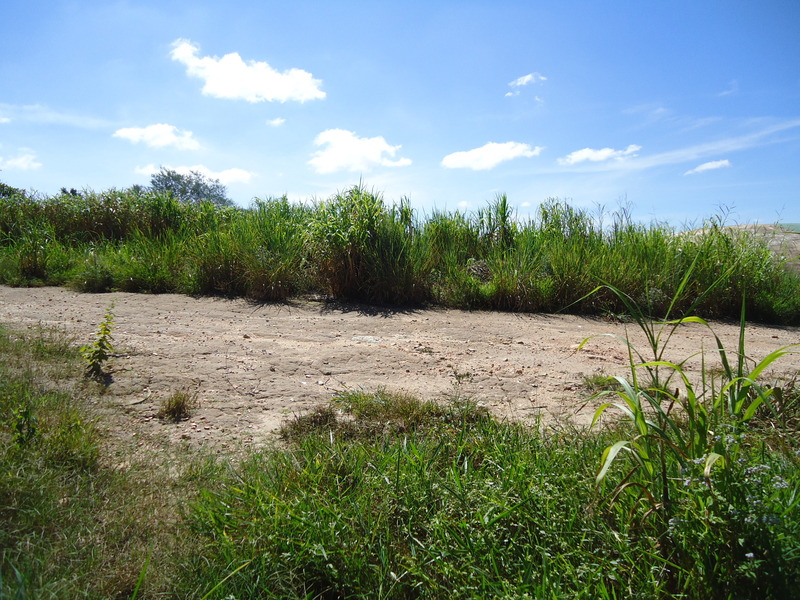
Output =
[
  {"x1": 267, "y1": 118, "x2": 286, "y2": 127},
  {"x1": 684, "y1": 159, "x2": 731, "y2": 175},
  {"x1": 0, "y1": 149, "x2": 42, "y2": 171},
  {"x1": 135, "y1": 163, "x2": 254, "y2": 184},
  {"x1": 113, "y1": 123, "x2": 201, "y2": 150},
  {"x1": 441, "y1": 142, "x2": 543, "y2": 171},
  {"x1": 308, "y1": 129, "x2": 412, "y2": 174},
  {"x1": 557, "y1": 144, "x2": 641, "y2": 166},
  {"x1": 506, "y1": 72, "x2": 547, "y2": 97},
  {"x1": 170, "y1": 38, "x2": 325, "y2": 103}
]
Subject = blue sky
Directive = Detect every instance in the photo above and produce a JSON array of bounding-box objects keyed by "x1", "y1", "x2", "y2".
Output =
[{"x1": 1, "y1": 1, "x2": 798, "y2": 225}]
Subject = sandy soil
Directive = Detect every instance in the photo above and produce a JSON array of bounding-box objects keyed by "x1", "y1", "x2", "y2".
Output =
[{"x1": 1, "y1": 286, "x2": 798, "y2": 453}]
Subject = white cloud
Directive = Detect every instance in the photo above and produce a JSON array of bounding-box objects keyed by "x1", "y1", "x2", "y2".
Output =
[
  {"x1": 509, "y1": 73, "x2": 546, "y2": 87},
  {"x1": 308, "y1": 129, "x2": 412, "y2": 174},
  {"x1": 684, "y1": 159, "x2": 731, "y2": 175},
  {"x1": 539, "y1": 119, "x2": 800, "y2": 175},
  {"x1": 113, "y1": 123, "x2": 201, "y2": 150},
  {"x1": 441, "y1": 142, "x2": 543, "y2": 171},
  {"x1": 506, "y1": 72, "x2": 547, "y2": 96},
  {"x1": 0, "y1": 117, "x2": 10, "y2": 124},
  {"x1": 0, "y1": 149, "x2": 42, "y2": 171},
  {"x1": 134, "y1": 163, "x2": 254, "y2": 184},
  {"x1": 267, "y1": 118, "x2": 286, "y2": 127},
  {"x1": 170, "y1": 38, "x2": 325, "y2": 103},
  {"x1": 557, "y1": 144, "x2": 641, "y2": 166}
]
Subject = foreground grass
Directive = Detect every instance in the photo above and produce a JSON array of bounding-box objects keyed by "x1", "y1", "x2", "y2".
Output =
[
  {"x1": 0, "y1": 325, "x2": 201, "y2": 598},
  {"x1": 2, "y1": 183, "x2": 799, "y2": 324},
  {"x1": 1, "y1": 321, "x2": 799, "y2": 598}
]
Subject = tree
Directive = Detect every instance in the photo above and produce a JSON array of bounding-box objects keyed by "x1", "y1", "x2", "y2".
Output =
[
  {"x1": 148, "y1": 167, "x2": 233, "y2": 207},
  {"x1": 0, "y1": 180, "x2": 27, "y2": 199}
]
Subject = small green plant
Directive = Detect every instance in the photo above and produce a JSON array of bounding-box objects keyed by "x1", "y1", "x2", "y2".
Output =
[
  {"x1": 80, "y1": 305, "x2": 115, "y2": 380},
  {"x1": 11, "y1": 402, "x2": 38, "y2": 446},
  {"x1": 157, "y1": 390, "x2": 197, "y2": 422}
]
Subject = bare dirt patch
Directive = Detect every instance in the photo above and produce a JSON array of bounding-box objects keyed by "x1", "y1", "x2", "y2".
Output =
[{"x1": 2, "y1": 286, "x2": 798, "y2": 452}]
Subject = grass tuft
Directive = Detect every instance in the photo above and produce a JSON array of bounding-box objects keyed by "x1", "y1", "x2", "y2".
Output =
[{"x1": 157, "y1": 390, "x2": 198, "y2": 422}]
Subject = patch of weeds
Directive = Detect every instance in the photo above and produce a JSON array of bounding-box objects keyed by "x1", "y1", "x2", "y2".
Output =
[
  {"x1": 751, "y1": 375, "x2": 800, "y2": 444},
  {"x1": 281, "y1": 390, "x2": 490, "y2": 443},
  {"x1": 581, "y1": 369, "x2": 623, "y2": 394},
  {"x1": 44, "y1": 406, "x2": 100, "y2": 470},
  {"x1": 279, "y1": 405, "x2": 348, "y2": 441},
  {"x1": 451, "y1": 368, "x2": 474, "y2": 385},
  {"x1": 72, "y1": 258, "x2": 114, "y2": 293},
  {"x1": 157, "y1": 390, "x2": 198, "y2": 422},
  {"x1": 11, "y1": 401, "x2": 38, "y2": 446},
  {"x1": 80, "y1": 304, "x2": 115, "y2": 382}
]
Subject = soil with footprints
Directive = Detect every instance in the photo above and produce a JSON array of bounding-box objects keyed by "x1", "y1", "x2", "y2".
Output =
[{"x1": 2, "y1": 286, "x2": 798, "y2": 455}]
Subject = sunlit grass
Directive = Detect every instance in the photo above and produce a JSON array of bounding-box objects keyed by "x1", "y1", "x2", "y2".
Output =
[
  {"x1": 2, "y1": 182, "x2": 799, "y2": 323},
  {"x1": 1, "y1": 312, "x2": 799, "y2": 598}
]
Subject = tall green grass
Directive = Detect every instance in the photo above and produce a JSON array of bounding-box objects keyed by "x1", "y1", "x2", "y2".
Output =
[{"x1": 2, "y1": 182, "x2": 799, "y2": 323}]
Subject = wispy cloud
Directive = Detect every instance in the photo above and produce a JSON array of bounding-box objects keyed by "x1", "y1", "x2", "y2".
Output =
[
  {"x1": 308, "y1": 129, "x2": 411, "y2": 174},
  {"x1": 441, "y1": 141, "x2": 543, "y2": 170},
  {"x1": 171, "y1": 38, "x2": 325, "y2": 103},
  {"x1": 267, "y1": 118, "x2": 286, "y2": 127},
  {"x1": 113, "y1": 123, "x2": 201, "y2": 150},
  {"x1": 633, "y1": 119, "x2": 800, "y2": 170},
  {"x1": 134, "y1": 163, "x2": 255, "y2": 184},
  {"x1": 684, "y1": 159, "x2": 731, "y2": 175},
  {"x1": 558, "y1": 144, "x2": 641, "y2": 166},
  {"x1": 0, "y1": 103, "x2": 110, "y2": 129},
  {"x1": 623, "y1": 103, "x2": 673, "y2": 125},
  {"x1": 554, "y1": 119, "x2": 800, "y2": 174},
  {"x1": 718, "y1": 79, "x2": 739, "y2": 97},
  {"x1": 0, "y1": 149, "x2": 42, "y2": 171},
  {"x1": 0, "y1": 117, "x2": 10, "y2": 124},
  {"x1": 505, "y1": 72, "x2": 547, "y2": 97}
]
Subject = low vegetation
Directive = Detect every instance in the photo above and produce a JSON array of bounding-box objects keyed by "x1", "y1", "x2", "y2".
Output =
[
  {"x1": 1, "y1": 180, "x2": 799, "y2": 323},
  {"x1": 157, "y1": 390, "x2": 198, "y2": 422},
  {"x1": 2, "y1": 180, "x2": 799, "y2": 597},
  {"x1": 1, "y1": 296, "x2": 798, "y2": 598}
]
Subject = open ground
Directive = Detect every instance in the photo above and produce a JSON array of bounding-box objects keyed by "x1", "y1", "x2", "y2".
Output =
[{"x1": 2, "y1": 285, "x2": 798, "y2": 454}]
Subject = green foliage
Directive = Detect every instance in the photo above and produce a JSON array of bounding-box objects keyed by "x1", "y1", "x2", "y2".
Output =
[
  {"x1": 0, "y1": 325, "x2": 180, "y2": 598},
  {"x1": 0, "y1": 181, "x2": 28, "y2": 199},
  {"x1": 308, "y1": 185, "x2": 431, "y2": 304},
  {"x1": 585, "y1": 286, "x2": 799, "y2": 597},
  {"x1": 187, "y1": 399, "x2": 625, "y2": 599},
  {"x1": 1, "y1": 322, "x2": 799, "y2": 598},
  {"x1": 80, "y1": 305, "x2": 115, "y2": 380},
  {"x1": 309, "y1": 184, "x2": 386, "y2": 298},
  {"x1": 148, "y1": 166, "x2": 233, "y2": 207},
  {"x1": 11, "y1": 401, "x2": 38, "y2": 446},
  {"x1": 1, "y1": 182, "x2": 799, "y2": 323}
]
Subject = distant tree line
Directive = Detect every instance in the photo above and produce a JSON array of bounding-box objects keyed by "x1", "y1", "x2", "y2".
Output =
[{"x1": 1, "y1": 166, "x2": 234, "y2": 207}]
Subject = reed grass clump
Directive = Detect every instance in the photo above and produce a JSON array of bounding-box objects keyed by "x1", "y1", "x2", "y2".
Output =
[{"x1": 2, "y1": 180, "x2": 799, "y2": 323}]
